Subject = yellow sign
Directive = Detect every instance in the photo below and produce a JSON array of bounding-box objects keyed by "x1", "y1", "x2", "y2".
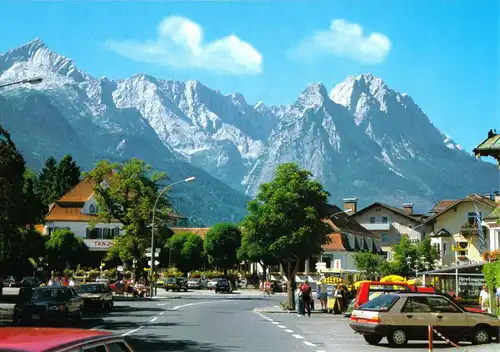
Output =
[
  {"x1": 144, "y1": 268, "x2": 151, "y2": 271},
  {"x1": 100, "y1": 262, "x2": 105, "y2": 268}
]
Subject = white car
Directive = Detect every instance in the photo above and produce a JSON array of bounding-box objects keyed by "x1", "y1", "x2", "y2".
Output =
[
  {"x1": 207, "y1": 278, "x2": 221, "y2": 290},
  {"x1": 350, "y1": 292, "x2": 500, "y2": 346}
]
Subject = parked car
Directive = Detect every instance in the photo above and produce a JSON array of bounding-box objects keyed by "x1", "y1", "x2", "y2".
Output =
[
  {"x1": 0, "y1": 327, "x2": 133, "y2": 351},
  {"x1": 215, "y1": 279, "x2": 232, "y2": 294},
  {"x1": 20, "y1": 277, "x2": 42, "y2": 288},
  {"x1": 13, "y1": 286, "x2": 84, "y2": 324},
  {"x1": 187, "y1": 278, "x2": 203, "y2": 289},
  {"x1": 165, "y1": 277, "x2": 188, "y2": 292},
  {"x1": 75, "y1": 282, "x2": 113, "y2": 312},
  {"x1": 349, "y1": 292, "x2": 500, "y2": 347},
  {"x1": 207, "y1": 278, "x2": 221, "y2": 290},
  {"x1": 3, "y1": 276, "x2": 20, "y2": 287},
  {"x1": 351, "y1": 281, "x2": 483, "y2": 315}
]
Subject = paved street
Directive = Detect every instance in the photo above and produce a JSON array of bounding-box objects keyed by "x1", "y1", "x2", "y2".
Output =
[{"x1": 1, "y1": 289, "x2": 499, "y2": 351}]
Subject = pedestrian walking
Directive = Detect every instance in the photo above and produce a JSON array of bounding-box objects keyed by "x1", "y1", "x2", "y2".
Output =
[
  {"x1": 296, "y1": 283, "x2": 304, "y2": 316},
  {"x1": 300, "y1": 280, "x2": 312, "y2": 317}
]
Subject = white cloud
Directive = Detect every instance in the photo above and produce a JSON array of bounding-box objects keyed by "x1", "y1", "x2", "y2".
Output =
[
  {"x1": 106, "y1": 16, "x2": 262, "y2": 75},
  {"x1": 288, "y1": 19, "x2": 391, "y2": 64}
]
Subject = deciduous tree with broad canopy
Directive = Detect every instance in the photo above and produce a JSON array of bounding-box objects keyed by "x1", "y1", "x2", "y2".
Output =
[
  {"x1": 85, "y1": 158, "x2": 172, "y2": 273},
  {"x1": 166, "y1": 232, "x2": 205, "y2": 275},
  {"x1": 45, "y1": 229, "x2": 88, "y2": 271},
  {"x1": 204, "y1": 223, "x2": 242, "y2": 276},
  {"x1": 241, "y1": 163, "x2": 332, "y2": 309}
]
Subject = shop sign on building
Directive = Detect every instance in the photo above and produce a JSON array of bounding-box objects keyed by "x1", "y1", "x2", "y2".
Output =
[
  {"x1": 458, "y1": 276, "x2": 485, "y2": 287},
  {"x1": 83, "y1": 239, "x2": 114, "y2": 251}
]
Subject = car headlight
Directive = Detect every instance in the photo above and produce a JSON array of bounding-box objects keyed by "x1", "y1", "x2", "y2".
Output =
[{"x1": 48, "y1": 305, "x2": 59, "y2": 311}]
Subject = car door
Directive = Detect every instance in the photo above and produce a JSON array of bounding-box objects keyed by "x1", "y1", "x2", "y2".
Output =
[
  {"x1": 68, "y1": 288, "x2": 81, "y2": 313},
  {"x1": 427, "y1": 295, "x2": 469, "y2": 342},
  {"x1": 399, "y1": 296, "x2": 438, "y2": 339}
]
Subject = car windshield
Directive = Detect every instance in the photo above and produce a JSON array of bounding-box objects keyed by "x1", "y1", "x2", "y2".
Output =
[
  {"x1": 167, "y1": 278, "x2": 175, "y2": 283},
  {"x1": 31, "y1": 288, "x2": 67, "y2": 302},
  {"x1": 76, "y1": 284, "x2": 107, "y2": 293},
  {"x1": 360, "y1": 293, "x2": 399, "y2": 311}
]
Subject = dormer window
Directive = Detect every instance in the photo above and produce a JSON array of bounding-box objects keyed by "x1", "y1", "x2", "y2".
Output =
[{"x1": 89, "y1": 204, "x2": 96, "y2": 214}]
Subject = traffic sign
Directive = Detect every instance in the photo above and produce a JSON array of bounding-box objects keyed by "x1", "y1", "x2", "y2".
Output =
[
  {"x1": 148, "y1": 260, "x2": 160, "y2": 266},
  {"x1": 146, "y1": 248, "x2": 161, "y2": 253},
  {"x1": 146, "y1": 252, "x2": 160, "y2": 258},
  {"x1": 144, "y1": 268, "x2": 151, "y2": 271}
]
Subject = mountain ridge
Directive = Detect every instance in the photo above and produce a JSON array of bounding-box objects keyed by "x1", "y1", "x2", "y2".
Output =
[{"x1": 0, "y1": 38, "x2": 497, "y2": 217}]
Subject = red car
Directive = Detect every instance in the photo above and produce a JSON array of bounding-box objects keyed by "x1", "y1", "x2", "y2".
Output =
[
  {"x1": 353, "y1": 282, "x2": 434, "y2": 309},
  {"x1": 0, "y1": 328, "x2": 134, "y2": 352},
  {"x1": 354, "y1": 281, "x2": 483, "y2": 313}
]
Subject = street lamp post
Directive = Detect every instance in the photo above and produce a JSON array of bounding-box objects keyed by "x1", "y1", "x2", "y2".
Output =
[
  {"x1": 406, "y1": 255, "x2": 430, "y2": 279},
  {"x1": 0, "y1": 76, "x2": 43, "y2": 89},
  {"x1": 150, "y1": 176, "x2": 195, "y2": 297}
]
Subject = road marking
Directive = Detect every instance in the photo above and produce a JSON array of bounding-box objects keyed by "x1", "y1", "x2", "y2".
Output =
[
  {"x1": 159, "y1": 311, "x2": 164, "y2": 315},
  {"x1": 91, "y1": 325, "x2": 105, "y2": 330},
  {"x1": 303, "y1": 341, "x2": 316, "y2": 347},
  {"x1": 171, "y1": 300, "x2": 234, "y2": 310},
  {"x1": 277, "y1": 325, "x2": 286, "y2": 328},
  {"x1": 316, "y1": 350, "x2": 326, "y2": 352},
  {"x1": 271, "y1": 321, "x2": 279, "y2": 324},
  {"x1": 293, "y1": 334, "x2": 304, "y2": 339},
  {"x1": 156, "y1": 303, "x2": 166, "y2": 306},
  {"x1": 122, "y1": 326, "x2": 144, "y2": 336},
  {"x1": 273, "y1": 305, "x2": 279, "y2": 308},
  {"x1": 150, "y1": 317, "x2": 158, "y2": 322},
  {"x1": 284, "y1": 329, "x2": 294, "y2": 333}
]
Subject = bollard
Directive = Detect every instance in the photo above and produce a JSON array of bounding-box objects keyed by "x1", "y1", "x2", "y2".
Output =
[{"x1": 428, "y1": 325, "x2": 433, "y2": 352}]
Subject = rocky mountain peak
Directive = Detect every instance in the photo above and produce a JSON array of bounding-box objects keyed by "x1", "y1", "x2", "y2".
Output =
[{"x1": 297, "y1": 83, "x2": 329, "y2": 109}]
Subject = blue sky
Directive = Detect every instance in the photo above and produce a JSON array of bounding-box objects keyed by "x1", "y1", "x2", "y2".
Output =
[{"x1": 1, "y1": 0, "x2": 498, "y2": 154}]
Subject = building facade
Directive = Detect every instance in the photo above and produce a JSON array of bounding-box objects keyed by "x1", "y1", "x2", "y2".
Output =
[
  {"x1": 348, "y1": 198, "x2": 427, "y2": 257},
  {"x1": 424, "y1": 194, "x2": 496, "y2": 267},
  {"x1": 43, "y1": 178, "x2": 189, "y2": 252}
]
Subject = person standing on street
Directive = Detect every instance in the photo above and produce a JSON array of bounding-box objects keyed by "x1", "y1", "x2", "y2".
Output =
[
  {"x1": 479, "y1": 285, "x2": 490, "y2": 313},
  {"x1": 296, "y1": 283, "x2": 304, "y2": 316},
  {"x1": 300, "y1": 280, "x2": 312, "y2": 317}
]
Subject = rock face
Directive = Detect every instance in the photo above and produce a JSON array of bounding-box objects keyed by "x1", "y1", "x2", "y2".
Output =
[{"x1": 0, "y1": 38, "x2": 497, "y2": 219}]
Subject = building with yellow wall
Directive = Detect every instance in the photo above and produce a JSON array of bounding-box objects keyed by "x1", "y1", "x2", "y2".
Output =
[{"x1": 424, "y1": 194, "x2": 496, "y2": 267}]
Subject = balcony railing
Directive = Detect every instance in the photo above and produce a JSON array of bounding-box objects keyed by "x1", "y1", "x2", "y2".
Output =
[
  {"x1": 460, "y1": 221, "x2": 488, "y2": 237},
  {"x1": 360, "y1": 223, "x2": 391, "y2": 231}
]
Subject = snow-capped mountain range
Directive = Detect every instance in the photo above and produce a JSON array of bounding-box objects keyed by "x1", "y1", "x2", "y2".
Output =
[{"x1": 0, "y1": 38, "x2": 497, "y2": 222}]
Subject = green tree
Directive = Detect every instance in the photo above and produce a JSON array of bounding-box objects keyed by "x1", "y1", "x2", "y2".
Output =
[
  {"x1": 36, "y1": 154, "x2": 81, "y2": 206},
  {"x1": 45, "y1": 229, "x2": 88, "y2": 271},
  {"x1": 241, "y1": 163, "x2": 331, "y2": 308},
  {"x1": 391, "y1": 235, "x2": 440, "y2": 276},
  {"x1": 237, "y1": 228, "x2": 279, "y2": 279},
  {"x1": 204, "y1": 223, "x2": 242, "y2": 275},
  {"x1": 0, "y1": 126, "x2": 45, "y2": 276},
  {"x1": 166, "y1": 232, "x2": 204, "y2": 275},
  {"x1": 85, "y1": 159, "x2": 171, "y2": 272},
  {"x1": 353, "y1": 251, "x2": 391, "y2": 280}
]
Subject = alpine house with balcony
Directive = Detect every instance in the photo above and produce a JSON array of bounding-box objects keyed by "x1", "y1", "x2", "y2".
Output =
[{"x1": 347, "y1": 198, "x2": 427, "y2": 257}]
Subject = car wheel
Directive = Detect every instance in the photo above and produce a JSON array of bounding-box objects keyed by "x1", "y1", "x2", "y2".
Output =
[
  {"x1": 184, "y1": 288, "x2": 187, "y2": 292},
  {"x1": 388, "y1": 329, "x2": 408, "y2": 346},
  {"x1": 471, "y1": 326, "x2": 491, "y2": 345},
  {"x1": 363, "y1": 334, "x2": 383, "y2": 345}
]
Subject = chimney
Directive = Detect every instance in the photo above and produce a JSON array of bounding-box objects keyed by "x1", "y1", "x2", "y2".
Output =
[
  {"x1": 343, "y1": 197, "x2": 358, "y2": 214},
  {"x1": 403, "y1": 203, "x2": 414, "y2": 215}
]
